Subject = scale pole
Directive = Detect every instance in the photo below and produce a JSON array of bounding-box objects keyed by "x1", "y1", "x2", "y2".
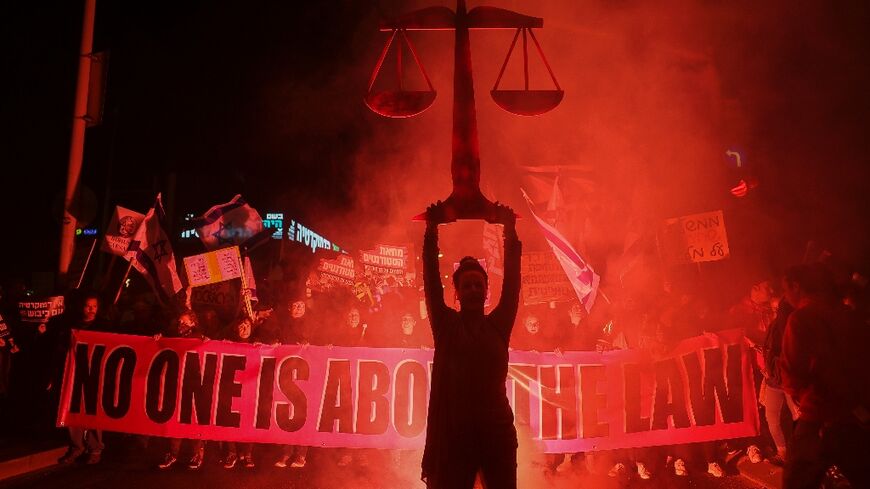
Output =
[{"x1": 450, "y1": 0, "x2": 481, "y2": 202}]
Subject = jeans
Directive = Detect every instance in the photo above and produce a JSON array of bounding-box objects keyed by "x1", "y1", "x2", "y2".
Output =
[
  {"x1": 759, "y1": 382, "x2": 799, "y2": 453},
  {"x1": 168, "y1": 438, "x2": 203, "y2": 457},
  {"x1": 68, "y1": 427, "x2": 103, "y2": 454}
]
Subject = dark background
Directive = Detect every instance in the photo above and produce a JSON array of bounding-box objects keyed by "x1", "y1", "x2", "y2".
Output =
[{"x1": 2, "y1": 0, "x2": 869, "y2": 298}]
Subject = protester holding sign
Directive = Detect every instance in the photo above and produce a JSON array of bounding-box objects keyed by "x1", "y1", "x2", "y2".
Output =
[
  {"x1": 156, "y1": 310, "x2": 209, "y2": 470},
  {"x1": 421, "y1": 201, "x2": 522, "y2": 489},
  {"x1": 264, "y1": 297, "x2": 313, "y2": 470},
  {"x1": 56, "y1": 291, "x2": 107, "y2": 465},
  {"x1": 218, "y1": 316, "x2": 256, "y2": 469}
]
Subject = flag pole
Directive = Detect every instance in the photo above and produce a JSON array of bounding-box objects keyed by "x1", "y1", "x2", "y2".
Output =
[
  {"x1": 75, "y1": 239, "x2": 98, "y2": 289},
  {"x1": 58, "y1": 0, "x2": 98, "y2": 285},
  {"x1": 114, "y1": 260, "x2": 133, "y2": 304},
  {"x1": 238, "y1": 253, "x2": 254, "y2": 319}
]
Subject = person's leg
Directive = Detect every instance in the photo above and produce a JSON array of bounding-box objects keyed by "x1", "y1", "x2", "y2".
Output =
[
  {"x1": 85, "y1": 429, "x2": 104, "y2": 454},
  {"x1": 169, "y1": 438, "x2": 182, "y2": 457},
  {"x1": 58, "y1": 427, "x2": 86, "y2": 463},
  {"x1": 239, "y1": 443, "x2": 254, "y2": 467},
  {"x1": 478, "y1": 425, "x2": 518, "y2": 489},
  {"x1": 68, "y1": 427, "x2": 86, "y2": 452},
  {"x1": 824, "y1": 422, "x2": 870, "y2": 489},
  {"x1": 82, "y1": 430, "x2": 103, "y2": 464},
  {"x1": 223, "y1": 442, "x2": 238, "y2": 467},
  {"x1": 783, "y1": 420, "x2": 826, "y2": 489},
  {"x1": 239, "y1": 443, "x2": 252, "y2": 458},
  {"x1": 428, "y1": 462, "x2": 479, "y2": 489},
  {"x1": 762, "y1": 386, "x2": 788, "y2": 457},
  {"x1": 187, "y1": 439, "x2": 205, "y2": 469}
]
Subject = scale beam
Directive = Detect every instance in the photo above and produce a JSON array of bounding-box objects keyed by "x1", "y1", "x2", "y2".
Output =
[{"x1": 380, "y1": 6, "x2": 542, "y2": 31}]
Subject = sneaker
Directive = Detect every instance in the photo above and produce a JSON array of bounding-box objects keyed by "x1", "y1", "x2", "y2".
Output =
[
  {"x1": 707, "y1": 462, "x2": 724, "y2": 478},
  {"x1": 337, "y1": 454, "x2": 353, "y2": 467},
  {"x1": 223, "y1": 453, "x2": 238, "y2": 469},
  {"x1": 674, "y1": 458, "x2": 687, "y2": 477},
  {"x1": 157, "y1": 453, "x2": 177, "y2": 470},
  {"x1": 608, "y1": 462, "x2": 626, "y2": 478},
  {"x1": 290, "y1": 456, "x2": 306, "y2": 468},
  {"x1": 187, "y1": 450, "x2": 204, "y2": 470},
  {"x1": 242, "y1": 456, "x2": 255, "y2": 469},
  {"x1": 274, "y1": 455, "x2": 290, "y2": 468},
  {"x1": 555, "y1": 454, "x2": 573, "y2": 473},
  {"x1": 85, "y1": 452, "x2": 101, "y2": 465},
  {"x1": 636, "y1": 462, "x2": 652, "y2": 480},
  {"x1": 58, "y1": 449, "x2": 84, "y2": 465},
  {"x1": 747, "y1": 445, "x2": 763, "y2": 464}
]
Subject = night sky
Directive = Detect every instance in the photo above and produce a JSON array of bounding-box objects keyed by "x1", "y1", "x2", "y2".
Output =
[{"x1": 3, "y1": 1, "x2": 869, "y2": 295}]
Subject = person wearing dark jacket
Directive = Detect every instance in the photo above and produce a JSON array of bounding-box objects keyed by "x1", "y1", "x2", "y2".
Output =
[
  {"x1": 780, "y1": 263, "x2": 870, "y2": 489},
  {"x1": 56, "y1": 292, "x2": 108, "y2": 465},
  {"x1": 759, "y1": 298, "x2": 799, "y2": 465},
  {"x1": 266, "y1": 298, "x2": 313, "y2": 469},
  {"x1": 156, "y1": 310, "x2": 209, "y2": 471},
  {"x1": 421, "y1": 201, "x2": 521, "y2": 489},
  {"x1": 218, "y1": 316, "x2": 256, "y2": 469}
]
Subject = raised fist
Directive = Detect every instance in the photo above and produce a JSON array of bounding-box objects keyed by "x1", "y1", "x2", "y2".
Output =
[
  {"x1": 490, "y1": 202, "x2": 517, "y2": 228},
  {"x1": 426, "y1": 200, "x2": 449, "y2": 226}
]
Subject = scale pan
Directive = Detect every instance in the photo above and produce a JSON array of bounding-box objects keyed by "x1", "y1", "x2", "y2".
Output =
[
  {"x1": 491, "y1": 89, "x2": 564, "y2": 116},
  {"x1": 365, "y1": 90, "x2": 437, "y2": 118}
]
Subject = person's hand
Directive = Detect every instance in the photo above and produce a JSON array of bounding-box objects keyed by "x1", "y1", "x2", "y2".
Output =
[
  {"x1": 153, "y1": 333, "x2": 162, "y2": 341},
  {"x1": 201, "y1": 336, "x2": 210, "y2": 343},
  {"x1": 426, "y1": 201, "x2": 448, "y2": 228},
  {"x1": 38, "y1": 323, "x2": 47, "y2": 334},
  {"x1": 554, "y1": 347, "x2": 564, "y2": 358},
  {"x1": 491, "y1": 202, "x2": 517, "y2": 229},
  {"x1": 0, "y1": 338, "x2": 5, "y2": 348}
]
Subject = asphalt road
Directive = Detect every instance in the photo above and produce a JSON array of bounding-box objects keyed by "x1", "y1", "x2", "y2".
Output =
[{"x1": 1, "y1": 436, "x2": 766, "y2": 489}]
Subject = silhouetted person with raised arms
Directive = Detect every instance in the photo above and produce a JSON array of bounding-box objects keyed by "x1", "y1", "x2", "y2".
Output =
[{"x1": 421, "y1": 201, "x2": 521, "y2": 489}]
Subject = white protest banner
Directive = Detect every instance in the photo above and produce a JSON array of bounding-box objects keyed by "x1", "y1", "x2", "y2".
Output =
[
  {"x1": 18, "y1": 296, "x2": 65, "y2": 323},
  {"x1": 183, "y1": 246, "x2": 243, "y2": 287},
  {"x1": 360, "y1": 244, "x2": 414, "y2": 287},
  {"x1": 101, "y1": 206, "x2": 145, "y2": 256},
  {"x1": 317, "y1": 254, "x2": 356, "y2": 288},
  {"x1": 521, "y1": 251, "x2": 575, "y2": 305},
  {"x1": 660, "y1": 210, "x2": 730, "y2": 264}
]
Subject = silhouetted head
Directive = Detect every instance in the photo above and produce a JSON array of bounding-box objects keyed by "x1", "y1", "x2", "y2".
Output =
[
  {"x1": 453, "y1": 257, "x2": 488, "y2": 311},
  {"x1": 782, "y1": 263, "x2": 835, "y2": 307}
]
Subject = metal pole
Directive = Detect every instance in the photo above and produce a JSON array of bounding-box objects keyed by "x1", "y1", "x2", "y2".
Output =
[
  {"x1": 114, "y1": 260, "x2": 133, "y2": 305},
  {"x1": 58, "y1": 0, "x2": 97, "y2": 284},
  {"x1": 75, "y1": 238, "x2": 97, "y2": 289}
]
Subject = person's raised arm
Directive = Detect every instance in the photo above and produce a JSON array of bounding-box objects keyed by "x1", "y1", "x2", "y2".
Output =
[
  {"x1": 490, "y1": 203, "x2": 521, "y2": 341},
  {"x1": 423, "y1": 202, "x2": 449, "y2": 333}
]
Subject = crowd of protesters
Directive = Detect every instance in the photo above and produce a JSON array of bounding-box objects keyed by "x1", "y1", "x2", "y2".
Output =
[{"x1": 0, "y1": 254, "x2": 868, "y2": 488}]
